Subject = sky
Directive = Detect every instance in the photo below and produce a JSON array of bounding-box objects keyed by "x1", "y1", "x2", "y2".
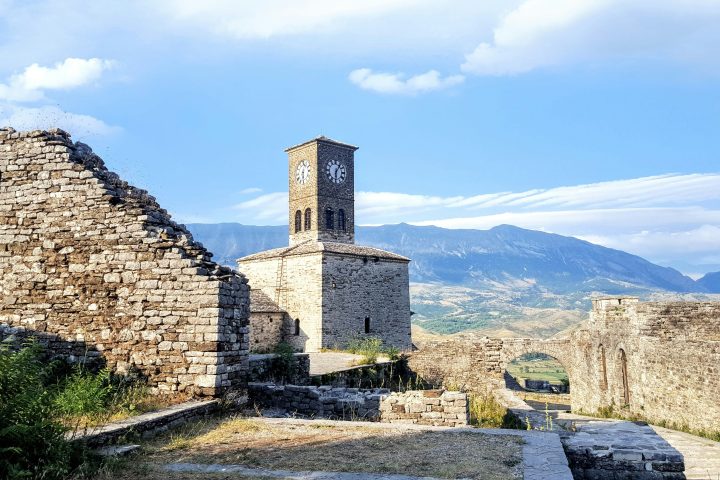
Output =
[{"x1": 0, "y1": 0, "x2": 719, "y2": 277}]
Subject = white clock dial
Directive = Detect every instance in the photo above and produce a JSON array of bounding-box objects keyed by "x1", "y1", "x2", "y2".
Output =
[
  {"x1": 326, "y1": 159, "x2": 347, "y2": 184},
  {"x1": 295, "y1": 160, "x2": 310, "y2": 184}
]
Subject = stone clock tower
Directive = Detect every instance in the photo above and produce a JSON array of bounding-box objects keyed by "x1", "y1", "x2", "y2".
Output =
[
  {"x1": 286, "y1": 136, "x2": 356, "y2": 246},
  {"x1": 238, "y1": 135, "x2": 412, "y2": 353}
]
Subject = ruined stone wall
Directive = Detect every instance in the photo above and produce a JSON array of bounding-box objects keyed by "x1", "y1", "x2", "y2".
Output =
[
  {"x1": 571, "y1": 299, "x2": 720, "y2": 433},
  {"x1": 322, "y1": 253, "x2": 412, "y2": 351},
  {"x1": 0, "y1": 128, "x2": 249, "y2": 396},
  {"x1": 410, "y1": 298, "x2": 720, "y2": 434},
  {"x1": 379, "y1": 389, "x2": 468, "y2": 427}
]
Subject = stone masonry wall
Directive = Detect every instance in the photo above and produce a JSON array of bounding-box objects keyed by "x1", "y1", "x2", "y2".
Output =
[
  {"x1": 248, "y1": 383, "x2": 469, "y2": 425},
  {"x1": 409, "y1": 298, "x2": 720, "y2": 434},
  {"x1": 239, "y1": 254, "x2": 323, "y2": 352},
  {"x1": 322, "y1": 253, "x2": 412, "y2": 351},
  {"x1": 0, "y1": 128, "x2": 250, "y2": 396},
  {"x1": 249, "y1": 312, "x2": 285, "y2": 353},
  {"x1": 379, "y1": 389, "x2": 469, "y2": 427}
]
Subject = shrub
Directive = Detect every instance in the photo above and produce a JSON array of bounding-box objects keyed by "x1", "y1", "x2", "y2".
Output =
[
  {"x1": 468, "y1": 393, "x2": 523, "y2": 429},
  {"x1": 270, "y1": 342, "x2": 298, "y2": 382},
  {"x1": 347, "y1": 336, "x2": 383, "y2": 364},
  {"x1": 0, "y1": 342, "x2": 86, "y2": 480}
]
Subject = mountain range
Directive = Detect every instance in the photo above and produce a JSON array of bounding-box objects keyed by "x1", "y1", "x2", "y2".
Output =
[{"x1": 187, "y1": 222, "x2": 720, "y2": 336}]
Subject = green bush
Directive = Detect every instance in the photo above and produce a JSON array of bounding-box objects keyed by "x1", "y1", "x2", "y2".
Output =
[
  {"x1": 270, "y1": 342, "x2": 298, "y2": 382},
  {"x1": 0, "y1": 342, "x2": 86, "y2": 480},
  {"x1": 54, "y1": 368, "x2": 112, "y2": 422},
  {"x1": 347, "y1": 336, "x2": 383, "y2": 364}
]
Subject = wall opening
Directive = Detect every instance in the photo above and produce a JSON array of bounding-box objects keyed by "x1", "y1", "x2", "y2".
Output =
[
  {"x1": 294, "y1": 210, "x2": 302, "y2": 233},
  {"x1": 294, "y1": 318, "x2": 300, "y2": 336},
  {"x1": 599, "y1": 344, "x2": 608, "y2": 391},
  {"x1": 364, "y1": 316, "x2": 370, "y2": 334},
  {"x1": 338, "y1": 209, "x2": 346, "y2": 232},
  {"x1": 325, "y1": 209, "x2": 334, "y2": 230},
  {"x1": 618, "y1": 348, "x2": 630, "y2": 405},
  {"x1": 304, "y1": 208, "x2": 312, "y2": 231},
  {"x1": 506, "y1": 353, "x2": 571, "y2": 412}
]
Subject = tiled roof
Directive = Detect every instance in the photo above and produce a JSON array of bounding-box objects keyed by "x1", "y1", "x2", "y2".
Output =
[
  {"x1": 284, "y1": 136, "x2": 359, "y2": 152},
  {"x1": 249, "y1": 289, "x2": 284, "y2": 313},
  {"x1": 237, "y1": 241, "x2": 410, "y2": 263}
]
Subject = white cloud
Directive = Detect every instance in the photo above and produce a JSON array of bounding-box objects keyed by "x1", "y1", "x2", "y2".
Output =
[
  {"x1": 0, "y1": 104, "x2": 119, "y2": 137},
  {"x1": 158, "y1": 0, "x2": 423, "y2": 40},
  {"x1": 0, "y1": 58, "x2": 115, "y2": 102},
  {"x1": 461, "y1": 0, "x2": 720, "y2": 76},
  {"x1": 232, "y1": 192, "x2": 288, "y2": 222},
  {"x1": 239, "y1": 187, "x2": 263, "y2": 195},
  {"x1": 349, "y1": 68, "x2": 464, "y2": 95},
  {"x1": 0, "y1": 58, "x2": 118, "y2": 137}
]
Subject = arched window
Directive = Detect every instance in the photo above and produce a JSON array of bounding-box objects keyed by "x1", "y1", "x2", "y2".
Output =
[
  {"x1": 304, "y1": 208, "x2": 312, "y2": 231},
  {"x1": 599, "y1": 345, "x2": 608, "y2": 391},
  {"x1": 364, "y1": 317, "x2": 370, "y2": 334},
  {"x1": 325, "y1": 208, "x2": 334, "y2": 229},
  {"x1": 294, "y1": 318, "x2": 300, "y2": 336},
  {"x1": 619, "y1": 348, "x2": 629, "y2": 405},
  {"x1": 338, "y1": 209, "x2": 346, "y2": 232},
  {"x1": 294, "y1": 210, "x2": 302, "y2": 233}
]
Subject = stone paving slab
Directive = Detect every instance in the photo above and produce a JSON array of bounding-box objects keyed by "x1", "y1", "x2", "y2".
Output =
[
  {"x1": 165, "y1": 463, "x2": 452, "y2": 480},
  {"x1": 651, "y1": 425, "x2": 720, "y2": 479},
  {"x1": 308, "y1": 352, "x2": 392, "y2": 376}
]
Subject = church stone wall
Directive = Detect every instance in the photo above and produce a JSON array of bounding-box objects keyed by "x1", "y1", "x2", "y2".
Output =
[
  {"x1": 249, "y1": 312, "x2": 285, "y2": 353},
  {"x1": 322, "y1": 254, "x2": 412, "y2": 351},
  {"x1": 238, "y1": 254, "x2": 324, "y2": 352},
  {"x1": 0, "y1": 128, "x2": 250, "y2": 397}
]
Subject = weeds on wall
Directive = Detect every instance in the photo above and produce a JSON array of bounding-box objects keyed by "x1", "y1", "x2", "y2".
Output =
[
  {"x1": 468, "y1": 393, "x2": 523, "y2": 429},
  {"x1": 0, "y1": 341, "x2": 155, "y2": 479}
]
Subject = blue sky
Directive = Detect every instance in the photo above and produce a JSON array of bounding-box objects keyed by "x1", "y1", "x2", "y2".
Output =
[{"x1": 1, "y1": 0, "x2": 719, "y2": 276}]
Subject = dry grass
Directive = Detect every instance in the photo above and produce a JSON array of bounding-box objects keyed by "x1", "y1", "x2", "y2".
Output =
[{"x1": 100, "y1": 417, "x2": 524, "y2": 480}]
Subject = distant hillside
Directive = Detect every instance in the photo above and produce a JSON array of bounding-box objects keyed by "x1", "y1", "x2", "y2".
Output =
[
  {"x1": 189, "y1": 222, "x2": 703, "y2": 294},
  {"x1": 187, "y1": 222, "x2": 710, "y2": 336},
  {"x1": 698, "y1": 271, "x2": 720, "y2": 293}
]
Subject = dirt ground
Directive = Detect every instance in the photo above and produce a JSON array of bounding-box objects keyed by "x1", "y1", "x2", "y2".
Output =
[{"x1": 98, "y1": 416, "x2": 524, "y2": 480}]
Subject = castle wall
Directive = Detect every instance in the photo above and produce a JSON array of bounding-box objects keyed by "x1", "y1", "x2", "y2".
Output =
[
  {"x1": 321, "y1": 254, "x2": 412, "y2": 351},
  {"x1": 0, "y1": 128, "x2": 249, "y2": 396},
  {"x1": 409, "y1": 298, "x2": 720, "y2": 434}
]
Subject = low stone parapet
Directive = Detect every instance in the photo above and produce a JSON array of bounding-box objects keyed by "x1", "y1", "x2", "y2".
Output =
[
  {"x1": 248, "y1": 353, "x2": 311, "y2": 385},
  {"x1": 379, "y1": 389, "x2": 469, "y2": 427},
  {"x1": 248, "y1": 384, "x2": 469, "y2": 426}
]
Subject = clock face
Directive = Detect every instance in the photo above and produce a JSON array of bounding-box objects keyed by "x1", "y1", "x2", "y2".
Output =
[
  {"x1": 326, "y1": 159, "x2": 347, "y2": 184},
  {"x1": 295, "y1": 160, "x2": 310, "y2": 184}
]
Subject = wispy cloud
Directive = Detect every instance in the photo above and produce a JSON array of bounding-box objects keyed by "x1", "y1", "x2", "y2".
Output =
[
  {"x1": 232, "y1": 173, "x2": 720, "y2": 272},
  {"x1": 461, "y1": 0, "x2": 720, "y2": 76},
  {"x1": 0, "y1": 104, "x2": 119, "y2": 137},
  {"x1": 239, "y1": 187, "x2": 263, "y2": 195},
  {"x1": 349, "y1": 69, "x2": 464, "y2": 95}
]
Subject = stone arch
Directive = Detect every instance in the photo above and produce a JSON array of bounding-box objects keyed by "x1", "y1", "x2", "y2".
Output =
[
  {"x1": 304, "y1": 208, "x2": 312, "y2": 230},
  {"x1": 499, "y1": 338, "x2": 576, "y2": 394},
  {"x1": 294, "y1": 210, "x2": 302, "y2": 233},
  {"x1": 598, "y1": 344, "x2": 608, "y2": 391},
  {"x1": 616, "y1": 346, "x2": 630, "y2": 406},
  {"x1": 325, "y1": 208, "x2": 334, "y2": 229}
]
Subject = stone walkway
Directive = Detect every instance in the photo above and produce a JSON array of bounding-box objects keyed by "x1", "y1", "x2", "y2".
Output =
[
  {"x1": 165, "y1": 463, "x2": 457, "y2": 480},
  {"x1": 307, "y1": 352, "x2": 390, "y2": 376},
  {"x1": 651, "y1": 425, "x2": 720, "y2": 479}
]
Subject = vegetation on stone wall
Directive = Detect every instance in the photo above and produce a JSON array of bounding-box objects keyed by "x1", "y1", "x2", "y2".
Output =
[
  {"x1": 0, "y1": 341, "x2": 157, "y2": 479},
  {"x1": 468, "y1": 393, "x2": 523, "y2": 429}
]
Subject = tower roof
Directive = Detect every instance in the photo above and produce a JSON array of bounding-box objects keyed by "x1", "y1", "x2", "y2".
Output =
[{"x1": 284, "y1": 136, "x2": 359, "y2": 153}]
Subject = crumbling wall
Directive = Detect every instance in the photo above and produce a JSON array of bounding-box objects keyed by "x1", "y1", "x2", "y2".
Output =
[{"x1": 0, "y1": 128, "x2": 250, "y2": 396}]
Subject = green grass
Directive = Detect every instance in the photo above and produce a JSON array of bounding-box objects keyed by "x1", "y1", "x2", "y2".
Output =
[
  {"x1": 506, "y1": 354, "x2": 568, "y2": 386},
  {"x1": 468, "y1": 393, "x2": 523, "y2": 429}
]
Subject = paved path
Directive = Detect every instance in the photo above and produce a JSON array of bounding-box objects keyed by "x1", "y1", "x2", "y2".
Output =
[
  {"x1": 307, "y1": 352, "x2": 390, "y2": 376},
  {"x1": 651, "y1": 425, "x2": 720, "y2": 479}
]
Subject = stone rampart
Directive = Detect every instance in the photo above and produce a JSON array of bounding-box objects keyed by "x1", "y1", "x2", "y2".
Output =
[
  {"x1": 0, "y1": 128, "x2": 250, "y2": 396},
  {"x1": 408, "y1": 298, "x2": 720, "y2": 434}
]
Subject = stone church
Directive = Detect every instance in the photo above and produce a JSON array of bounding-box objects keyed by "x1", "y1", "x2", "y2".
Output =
[{"x1": 238, "y1": 137, "x2": 412, "y2": 353}]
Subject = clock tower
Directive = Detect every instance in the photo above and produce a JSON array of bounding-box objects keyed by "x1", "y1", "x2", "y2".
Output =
[{"x1": 286, "y1": 136, "x2": 357, "y2": 246}]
